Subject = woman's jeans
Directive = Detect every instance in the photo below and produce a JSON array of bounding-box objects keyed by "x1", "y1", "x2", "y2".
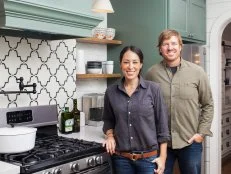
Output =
[
  {"x1": 112, "y1": 154, "x2": 157, "y2": 174},
  {"x1": 164, "y1": 142, "x2": 203, "y2": 174}
]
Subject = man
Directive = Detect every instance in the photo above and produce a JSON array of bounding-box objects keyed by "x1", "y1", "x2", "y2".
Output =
[{"x1": 145, "y1": 29, "x2": 214, "y2": 174}]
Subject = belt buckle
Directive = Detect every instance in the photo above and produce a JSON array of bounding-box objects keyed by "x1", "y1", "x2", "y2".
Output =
[{"x1": 131, "y1": 153, "x2": 137, "y2": 161}]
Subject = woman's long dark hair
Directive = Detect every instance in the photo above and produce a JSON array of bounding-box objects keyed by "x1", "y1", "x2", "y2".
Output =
[{"x1": 119, "y1": 45, "x2": 144, "y2": 64}]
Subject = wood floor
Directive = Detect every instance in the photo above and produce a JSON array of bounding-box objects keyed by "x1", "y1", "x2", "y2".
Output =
[
  {"x1": 171, "y1": 158, "x2": 231, "y2": 174},
  {"x1": 222, "y1": 157, "x2": 231, "y2": 174}
]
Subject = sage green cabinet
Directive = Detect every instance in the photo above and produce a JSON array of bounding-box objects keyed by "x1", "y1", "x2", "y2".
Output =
[
  {"x1": 108, "y1": 0, "x2": 206, "y2": 75},
  {"x1": 22, "y1": 0, "x2": 97, "y2": 16},
  {"x1": 0, "y1": 0, "x2": 103, "y2": 39},
  {"x1": 168, "y1": 0, "x2": 206, "y2": 43}
]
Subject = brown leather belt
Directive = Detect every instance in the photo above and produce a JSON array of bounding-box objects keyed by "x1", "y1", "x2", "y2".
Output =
[{"x1": 115, "y1": 150, "x2": 157, "y2": 161}]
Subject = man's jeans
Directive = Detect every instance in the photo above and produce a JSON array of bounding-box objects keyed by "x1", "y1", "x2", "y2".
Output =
[
  {"x1": 164, "y1": 142, "x2": 203, "y2": 174},
  {"x1": 112, "y1": 154, "x2": 157, "y2": 174}
]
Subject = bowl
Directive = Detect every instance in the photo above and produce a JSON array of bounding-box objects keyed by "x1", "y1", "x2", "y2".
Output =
[
  {"x1": 106, "y1": 28, "x2": 115, "y2": 40},
  {"x1": 87, "y1": 61, "x2": 102, "y2": 68},
  {"x1": 92, "y1": 27, "x2": 106, "y2": 39},
  {"x1": 87, "y1": 68, "x2": 102, "y2": 74}
]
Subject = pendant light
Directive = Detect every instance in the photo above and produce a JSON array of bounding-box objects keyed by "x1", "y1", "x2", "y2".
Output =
[{"x1": 92, "y1": 0, "x2": 114, "y2": 13}]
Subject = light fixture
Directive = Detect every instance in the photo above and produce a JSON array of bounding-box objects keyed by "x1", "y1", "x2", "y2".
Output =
[
  {"x1": 92, "y1": 0, "x2": 114, "y2": 13},
  {"x1": 193, "y1": 53, "x2": 200, "y2": 65}
]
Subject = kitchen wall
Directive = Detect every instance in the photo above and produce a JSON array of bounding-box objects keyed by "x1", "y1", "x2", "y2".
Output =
[{"x1": 0, "y1": 15, "x2": 107, "y2": 114}]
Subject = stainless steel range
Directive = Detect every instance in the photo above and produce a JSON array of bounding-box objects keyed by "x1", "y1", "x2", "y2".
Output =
[{"x1": 0, "y1": 105, "x2": 112, "y2": 174}]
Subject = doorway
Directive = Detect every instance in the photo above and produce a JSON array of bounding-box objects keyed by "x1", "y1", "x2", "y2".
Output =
[
  {"x1": 209, "y1": 10, "x2": 231, "y2": 174},
  {"x1": 221, "y1": 23, "x2": 231, "y2": 174}
]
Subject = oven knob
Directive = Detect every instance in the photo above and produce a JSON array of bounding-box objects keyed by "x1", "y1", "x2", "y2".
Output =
[
  {"x1": 88, "y1": 158, "x2": 96, "y2": 167},
  {"x1": 52, "y1": 168, "x2": 62, "y2": 174},
  {"x1": 95, "y1": 156, "x2": 103, "y2": 165},
  {"x1": 71, "y1": 163, "x2": 80, "y2": 172}
]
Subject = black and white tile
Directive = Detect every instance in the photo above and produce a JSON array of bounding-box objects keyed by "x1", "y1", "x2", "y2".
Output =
[{"x1": 0, "y1": 36, "x2": 77, "y2": 113}]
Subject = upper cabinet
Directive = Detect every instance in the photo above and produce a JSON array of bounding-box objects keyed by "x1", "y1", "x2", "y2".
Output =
[
  {"x1": 167, "y1": 0, "x2": 206, "y2": 43},
  {"x1": 108, "y1": 0, "x2": 206, "y2": 74},
  {"x1": 0, "y1": 0, "x2": 103, "y2": 40}
]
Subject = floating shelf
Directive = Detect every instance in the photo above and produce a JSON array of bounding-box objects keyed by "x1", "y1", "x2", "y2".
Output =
[
  {"x1": 76, "y1": 38, "x2": 122, "y2": 45},
  {"x1": 76, "y1": 73, "x2": 121, "y2": 79}
]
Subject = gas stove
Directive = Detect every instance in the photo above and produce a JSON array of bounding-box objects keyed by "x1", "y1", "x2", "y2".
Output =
[{"x1": 0, "y1": 105, "x2": 111, "y2": 174}]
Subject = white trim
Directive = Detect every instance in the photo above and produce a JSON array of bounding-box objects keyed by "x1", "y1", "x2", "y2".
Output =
[{"x1": 208, "y1": 11, "x2": 231, "y2": 174}]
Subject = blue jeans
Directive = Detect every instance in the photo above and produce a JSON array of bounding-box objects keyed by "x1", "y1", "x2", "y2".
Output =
[
  {"x1": 164, "y1": 142, "x2": 203, "y2": 174},
  {"x1": 112, "y1": 154, "x2": 157, "y2": 174}
]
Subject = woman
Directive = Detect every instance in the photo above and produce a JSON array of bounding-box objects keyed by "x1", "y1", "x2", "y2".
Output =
[{"x1": 102, "y1": 46, "x2": 170, "y2": 174}]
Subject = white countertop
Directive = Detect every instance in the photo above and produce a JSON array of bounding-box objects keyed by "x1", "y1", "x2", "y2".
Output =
[
  {"x1": 0, "y1": 125, "x2": 105, "y2": 174},
  {"x1": 0, "y1": 161, "x2": 20, "y2": 174},
  {"x1": 59, "y1": 125, "x2": 105, "y2": 143}
]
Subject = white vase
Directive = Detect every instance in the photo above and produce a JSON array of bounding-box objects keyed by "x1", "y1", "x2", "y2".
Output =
[{"x1": 76, "y1": 50, "x2": 86, "y2": 74}]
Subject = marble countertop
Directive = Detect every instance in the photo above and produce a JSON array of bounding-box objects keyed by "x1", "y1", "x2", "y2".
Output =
[
  {"x1": 0, "y1": 125, "x2": 105, "y2": 174},
  {"x1": 58, "y1": 125, "x2": 105, "y2": 143},
  {"x1": 0, "y1": 161, "x2": 20, "y2": 174}
]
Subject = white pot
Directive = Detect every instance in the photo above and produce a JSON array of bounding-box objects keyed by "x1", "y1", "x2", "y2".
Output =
[{"x1": 0, "y1": 126, "x2": 37, "y2": 153}]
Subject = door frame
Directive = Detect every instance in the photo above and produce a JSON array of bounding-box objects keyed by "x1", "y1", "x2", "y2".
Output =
[{"x1": 208, "y1": 11, "x2": 231, "y2": 174}]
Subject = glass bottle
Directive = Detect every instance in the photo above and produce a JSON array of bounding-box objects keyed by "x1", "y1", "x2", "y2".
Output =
[
  {"x1": 60, "y1": 107, "x2": 73, "y2": 134},
  {"x1": 71, "y1": 99, "x2": 80, "y2": 132}
]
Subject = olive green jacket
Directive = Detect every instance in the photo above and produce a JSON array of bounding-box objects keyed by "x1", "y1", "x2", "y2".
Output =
[{"x1": 145, "y1": 59, "x2": 214, "y2": 149}]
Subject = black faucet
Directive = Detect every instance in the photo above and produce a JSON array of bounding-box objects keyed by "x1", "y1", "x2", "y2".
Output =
[{"x1": 0, "y1": 77, "x2": 37, "y2": 94}]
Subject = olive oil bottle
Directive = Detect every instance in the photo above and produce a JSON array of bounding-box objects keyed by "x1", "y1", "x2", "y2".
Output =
[
  {"x1": 60, "y1": 107, "x2": 73, "y2": 134},
  {"x1": 71, "y1": 99, "x2": 80, "y2": 132}
]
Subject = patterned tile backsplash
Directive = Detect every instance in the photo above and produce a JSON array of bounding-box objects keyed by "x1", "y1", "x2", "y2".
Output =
[{"x1": 0, "y1": 36, "x2": 107, "y2": 114}]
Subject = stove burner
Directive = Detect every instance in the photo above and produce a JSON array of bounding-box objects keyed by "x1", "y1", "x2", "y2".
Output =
[
  {"x1": 23, "y1": 154, "x2": 40, "y2": 165},
  {"x1": 0, "y1": 136, "x2": 105, "y2": 173}
]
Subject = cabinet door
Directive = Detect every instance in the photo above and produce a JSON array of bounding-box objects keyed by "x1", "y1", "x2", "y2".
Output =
[
  {"x1": 189, "y1": 0, "x2": 206, "y2": 41},
  {"x1": 167, "y1": 0, "x2": 206, "y2": 43},
  {"x1": 167, "y1": 0, "x2": 189, "y2": 38}
]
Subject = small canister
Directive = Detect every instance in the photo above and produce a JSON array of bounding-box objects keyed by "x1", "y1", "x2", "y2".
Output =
[{"x1": 105, "y1": 61, "x2": 114, "y2": 74}]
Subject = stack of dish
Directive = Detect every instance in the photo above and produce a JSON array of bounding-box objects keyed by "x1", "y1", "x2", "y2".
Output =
[{"x1": 87, "y1": 61, "x2": 102, "y2": 74}]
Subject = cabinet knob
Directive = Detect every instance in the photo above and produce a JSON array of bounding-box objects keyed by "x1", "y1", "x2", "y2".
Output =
[{"x1": 188, "y1": 33, "x2": 194, "y2": 38}]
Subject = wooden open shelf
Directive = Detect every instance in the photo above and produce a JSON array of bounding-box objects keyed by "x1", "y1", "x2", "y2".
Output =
[
  {"x1": 76, "y1": 38, "x2": 122, "y2": 45},
  {"x1": 76, "y1": 73, "x2": 121, "y2": 79}
]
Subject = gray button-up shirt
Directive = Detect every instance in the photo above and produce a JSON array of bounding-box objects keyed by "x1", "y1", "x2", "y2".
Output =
[
  {"x1": 102, "y1": 76, "x2": 170, "y2": 152},
  {"x1": 146, "y1": 59, "x2": 214, "y2": 149}
]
